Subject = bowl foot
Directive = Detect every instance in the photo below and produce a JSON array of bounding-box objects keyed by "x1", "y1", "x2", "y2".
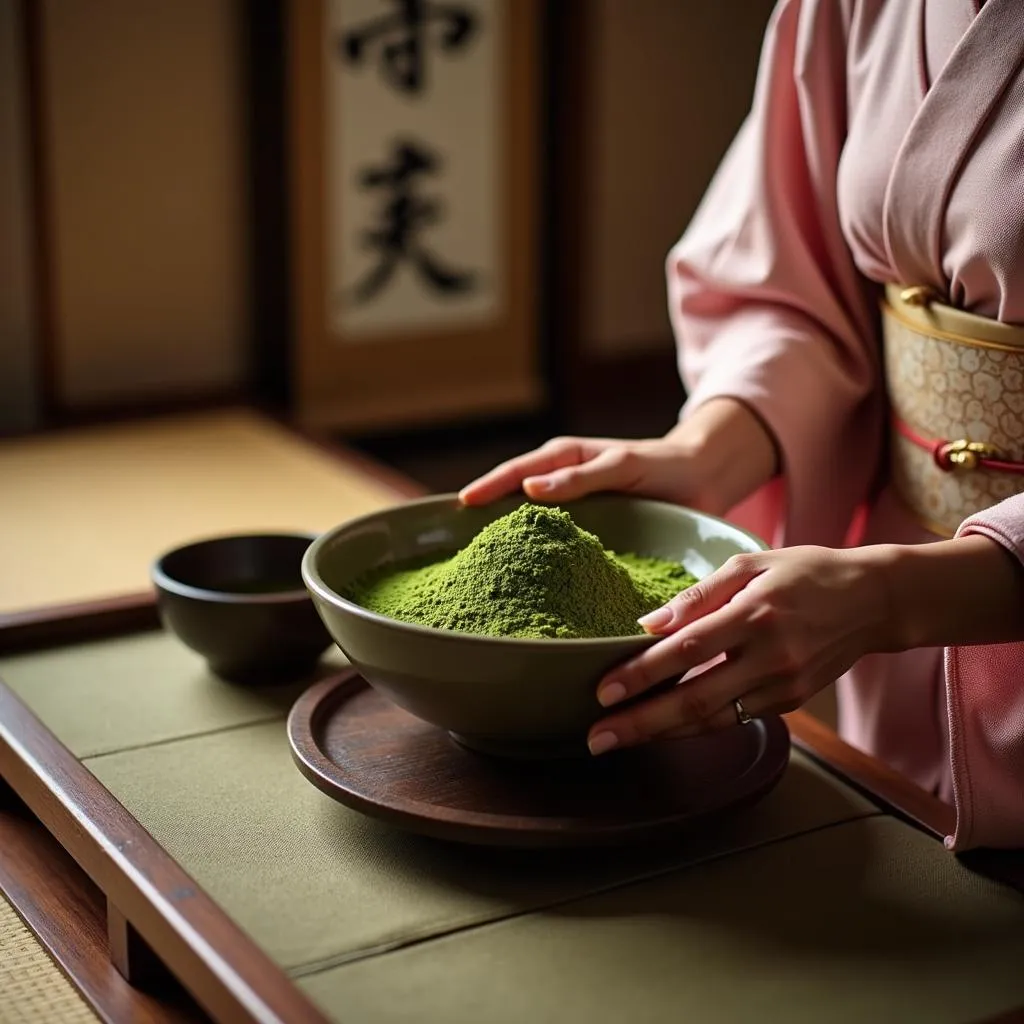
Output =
[{"x1": 448, "y1": 731, "x2": 590, "y2": 760}]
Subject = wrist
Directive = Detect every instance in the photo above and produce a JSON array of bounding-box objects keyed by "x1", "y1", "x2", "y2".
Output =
[
  {"x1": 666, "y1": 397, "x2": 779, "y2": 515},
  {"x1": 853, "y1": 544, "x2": 919, "y2": 652},
  {"x1": 868, "y1": 535, "x2": 1024, "y2": 650}
]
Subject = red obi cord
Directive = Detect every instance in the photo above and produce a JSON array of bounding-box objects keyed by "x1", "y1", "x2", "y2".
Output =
[{"x1": 893, "y1": 416, "x2": 1024, "y2": 474}]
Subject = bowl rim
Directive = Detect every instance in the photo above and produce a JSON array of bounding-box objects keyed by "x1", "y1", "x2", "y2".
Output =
[
  {"x1": 152, "y1": 531, "x2": 321, "y2": 605},
  {"x1": 301, "y1": 493, "x2": 769, "y2": 648}
]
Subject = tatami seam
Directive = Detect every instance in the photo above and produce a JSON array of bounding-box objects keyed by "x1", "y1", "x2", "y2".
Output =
[
  {"x1": 79, "y1": 713, "x2": 287, "y2": 763},
  {"x1": 285, "y1": 810, "x2": 886, "y2": 980}
]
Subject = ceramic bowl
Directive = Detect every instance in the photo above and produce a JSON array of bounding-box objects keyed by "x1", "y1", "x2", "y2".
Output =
[
  {"x1": 302, "y1": 494, "x2": 768, "y2": 756},
  {"x1": 152, "y1": 533, "x2": 333, "y2": 684}
]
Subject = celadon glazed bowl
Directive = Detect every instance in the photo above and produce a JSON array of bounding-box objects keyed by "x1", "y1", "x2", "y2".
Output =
[{"x1": 301, "y1": 493, "x2": 768, "y2": 757}]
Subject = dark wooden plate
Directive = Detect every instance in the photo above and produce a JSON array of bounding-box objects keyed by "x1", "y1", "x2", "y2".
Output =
[{"x1": 287, "y1": 672, "x2": 791, "y2": 848}]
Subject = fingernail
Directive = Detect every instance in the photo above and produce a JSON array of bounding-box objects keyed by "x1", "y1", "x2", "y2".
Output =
[
  {"x1": 598, "y1": 680, "x2": 627, "y2": 707},
  {"x1": 638, "y1": 606, "x2": 673, "y2": 631},
  {"x1": 525, "y1": 477, "x2": 552, "y2": 494},
  {"x1": 588, "y1": 731, "x2": 619, "y2": 756}
]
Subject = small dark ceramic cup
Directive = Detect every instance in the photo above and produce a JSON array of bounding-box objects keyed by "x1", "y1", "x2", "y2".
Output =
[{"x1": 152, "y1": 533, "x2": 333, "y2": 684}]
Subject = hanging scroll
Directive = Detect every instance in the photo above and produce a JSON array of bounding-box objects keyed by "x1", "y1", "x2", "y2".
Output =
[{"x1": 289, "y1": 0, "x2": 543, "y2": 431}]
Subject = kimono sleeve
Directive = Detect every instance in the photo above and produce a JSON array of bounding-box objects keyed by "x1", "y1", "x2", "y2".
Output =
[
  {"x1": 667, "y1": 0, "x2": 883, "y2": 548},
  {"x1": 945, "y1": 493, "x2": 1024, "y2": 850}
]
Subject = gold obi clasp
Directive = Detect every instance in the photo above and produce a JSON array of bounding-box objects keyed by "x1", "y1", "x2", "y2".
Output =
[
  {"x1": 939, "y1": 438, "x2": 1001, "y2": 473},
  {"x1": 898, "y1": 285, "x2": 938, "y2": 307}
]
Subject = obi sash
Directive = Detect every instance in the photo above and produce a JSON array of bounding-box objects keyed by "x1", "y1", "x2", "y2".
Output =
[{"x1": 882, "y1": 283, "x2": 1024, "y2": 537}]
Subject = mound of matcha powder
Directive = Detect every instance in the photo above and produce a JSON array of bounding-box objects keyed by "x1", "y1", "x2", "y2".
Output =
[{"x1": 346, "y1": 503, "x2": 697, "y2": 639}]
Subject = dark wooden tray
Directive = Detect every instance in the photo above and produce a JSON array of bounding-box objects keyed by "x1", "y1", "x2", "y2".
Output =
[{"x1": 288, "y1": 673, "x2": 790, "y2": 848}]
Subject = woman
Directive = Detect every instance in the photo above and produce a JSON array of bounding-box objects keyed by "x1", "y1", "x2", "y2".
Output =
[{"x1": 460, "y1": 0, "x2": 1024, "y2": 851}]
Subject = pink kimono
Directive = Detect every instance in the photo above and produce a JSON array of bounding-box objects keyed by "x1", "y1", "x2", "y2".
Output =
[{"x1": 668, "y1": 0, "x2": 1024, "y2": 850}]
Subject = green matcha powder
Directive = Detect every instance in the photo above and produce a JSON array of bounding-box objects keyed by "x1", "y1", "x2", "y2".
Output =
[{"x1": 346, "y1": 503, "x2": 697, "y2": 639}]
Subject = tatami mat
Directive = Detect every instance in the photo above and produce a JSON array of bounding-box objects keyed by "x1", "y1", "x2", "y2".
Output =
[
  {"x1": 0, "y1": 408, "x2": 411, "y2": 614},
  {"x1": 0, "y1": 895, "x2": 97, "y2": 1024}
]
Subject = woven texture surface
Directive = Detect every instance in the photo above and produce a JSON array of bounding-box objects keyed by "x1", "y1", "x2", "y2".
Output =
[
  {"x1": 0, "y1": 896, "x2": 96, "y2": 1024},
  {"x1": 85, "y1": 723, "x2": 876, "y2": 974},
  {"x1": 0, "y1": 407, "x2": 408, "y2": 614},
  {"x1": 2, "y1": 630, "x2": 879, "y2": 977},
  {"x1": 300, "y1": 816, "x2": 1024, "y2": 1024},
  {"x1": 7, "y1": 623, "x2": 1024, "y2": 1022},
  {"x1": 1, "y1": 631, "x2": 349, "y2": 759}
]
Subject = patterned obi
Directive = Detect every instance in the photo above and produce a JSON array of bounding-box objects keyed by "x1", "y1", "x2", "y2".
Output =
[{"x1": 882, "y1": 283, "x2": 1024, "y2": 537}]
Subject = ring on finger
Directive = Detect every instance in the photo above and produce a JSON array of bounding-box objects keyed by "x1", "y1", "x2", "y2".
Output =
[{"x1": 733, "y1": 697, "x2": 753, "y2": 726}]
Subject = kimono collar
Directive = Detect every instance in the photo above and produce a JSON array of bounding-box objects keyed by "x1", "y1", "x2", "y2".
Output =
[{"x1": 882, "y1": 0, "x2": 1024, "y2": 293}]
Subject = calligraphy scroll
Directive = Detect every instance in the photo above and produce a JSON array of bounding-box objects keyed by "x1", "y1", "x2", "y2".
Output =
[
  {"x1": 289, "y1": 0, "x2": 541, "y2": 431},
  {"x1": 326, "y1": 0, "x2": 500, "y2": 337}
]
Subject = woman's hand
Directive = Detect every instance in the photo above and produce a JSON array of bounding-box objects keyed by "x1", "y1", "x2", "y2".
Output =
[
  {"x1": 586, "y1": 545, "x2": 896, "y2": 754},
  {"x1": 586, "y1": 533, "x2": 1024, "y2": 755},
  {"x1": 459, "y1": 397, "x2": 780, "y2": 515},
  {"x1": 459, "y1": 434, "x2": 709, "y2": 509}
]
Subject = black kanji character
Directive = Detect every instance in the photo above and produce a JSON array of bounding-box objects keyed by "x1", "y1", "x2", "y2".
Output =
[
  {"x1": 340, "y1": 0, "x2": 476, "y2": 94},
  {"x1": 349, "y1": 139, "x2": 476, "y2": 304}
]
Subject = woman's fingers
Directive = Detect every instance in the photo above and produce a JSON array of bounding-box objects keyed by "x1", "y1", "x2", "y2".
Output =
[
  {"x1": 524, "y1": 445, "x2": 647, "y2": 503},
  {"x1": 588, "y1": 659, "x2": 806, "y2": 755},
  {"x1": 636, "y1": 553, "x2": 765, "y2": 635},
  {"x1": 595, "y1": 604, "x2": 746, "y2": 710},
  {"x1": 458, "y1": 437, "x2": 610, "y2": 506},
  {"x1": 660, "y1": 675, "x2": 808, "y2": 736},
  {"x1": 458, "y1": 439, "x2": 584, "y2": 505},
  {"x1": 596, "y1": 554, "x2": 766, "y2": 708},
  {"x1": 582, "y1": 545, "x2": 887, "y2": 755}
]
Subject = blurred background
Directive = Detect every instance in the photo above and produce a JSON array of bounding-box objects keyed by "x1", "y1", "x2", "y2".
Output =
[{"x1": 1, "y1": 0, "x2": 775, "y2": 493}]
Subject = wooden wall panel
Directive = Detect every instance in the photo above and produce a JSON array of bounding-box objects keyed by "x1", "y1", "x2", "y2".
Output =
[
  {"x1": 0, "y1": 0, "x2": 39, "y2": 433},
  {"x1": 579, "y1": 0, "x2": 775, "y2": 357},
  {"x1": 39, "y1": 0, "x2": 249, "y2": 409}
]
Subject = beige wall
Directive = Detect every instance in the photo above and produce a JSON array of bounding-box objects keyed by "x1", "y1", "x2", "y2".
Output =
[
  {"x1": 580, "y1": 0, "x2": 775, "y2": 357},
  {"x1": 40, "y1": 0, "x2": 249, "y2": 408},
  {"x1": 0, "y1": 0, "x2": 39, "y2": 432}
]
